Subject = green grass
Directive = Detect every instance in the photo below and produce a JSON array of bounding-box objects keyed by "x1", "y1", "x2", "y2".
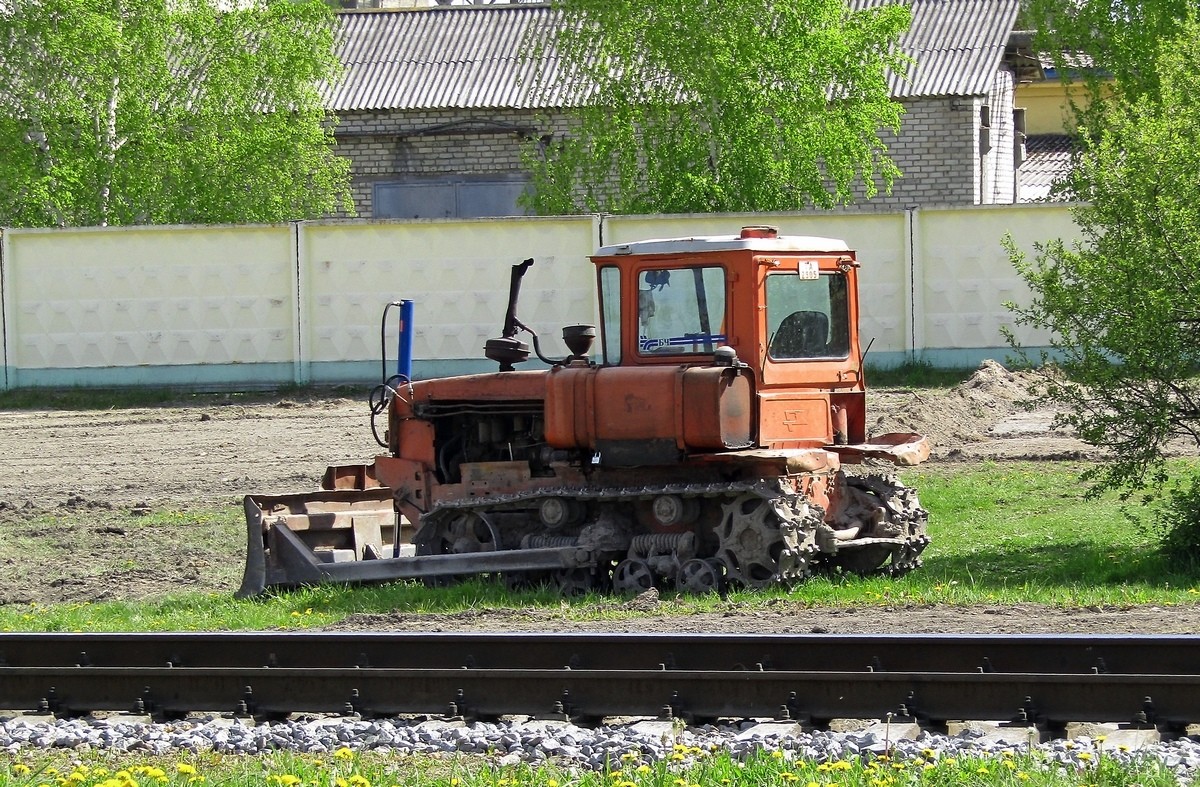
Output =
[
  {"x1": 865, "y1": 361, "x2": 979, "y2": 388},
  {"x1": 0, "y1": 739, "x2": 1182, "y2": 787},
  {"x1": 0, "y1": 461, "x2": 1197, "y2": 633},
  {"x1": 0, "y1": 384, "x2": 366, "y2": 411}
]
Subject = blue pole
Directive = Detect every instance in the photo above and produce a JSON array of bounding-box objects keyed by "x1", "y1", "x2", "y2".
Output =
[{"x1": 396, "y1": 299, "x2": 414, "y2": 380}]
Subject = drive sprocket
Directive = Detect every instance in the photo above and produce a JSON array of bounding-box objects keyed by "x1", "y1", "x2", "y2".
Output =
[{"x1": 713, "y1": 493, "x2": 820, "y2": 588}]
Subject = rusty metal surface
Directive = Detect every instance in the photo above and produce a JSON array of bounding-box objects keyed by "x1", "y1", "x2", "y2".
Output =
[{"x1": 2, "y1": 633, "x2": 1198, "y2": 724}]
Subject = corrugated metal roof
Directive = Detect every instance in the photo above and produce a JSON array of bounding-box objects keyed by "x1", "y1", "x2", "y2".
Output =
[
  {"x1": 1018, "y1": 134, "x2": 1074, "y2": 202},
  {"x1": 854, "y1": 0, "x2": 1021, "y2": 98},
  {"x1": 327, "y1": 0, "x2": 1020, "y2": 112},
  {"x1": 328, "y1": 6, "x2": 574, "y2": 111}
]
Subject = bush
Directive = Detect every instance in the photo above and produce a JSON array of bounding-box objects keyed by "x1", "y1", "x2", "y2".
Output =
[{"x1": 1157, "y1": 473, "x2": 1200, "y2": 572}]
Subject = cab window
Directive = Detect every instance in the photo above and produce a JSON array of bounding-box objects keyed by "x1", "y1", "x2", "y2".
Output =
[
  {"x1": 637, "y1": 266, "x2": 726, "y2": 355},
  {"x1": 766, "y1": 272, "x2": 850, "y2": 359},
  {"x1": 599, "y1": 266, "x2": 621, "y2": 364}
]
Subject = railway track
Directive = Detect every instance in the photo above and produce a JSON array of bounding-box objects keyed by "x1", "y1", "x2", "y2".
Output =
[{"x1": 1, "y1": 633, "x2": 1197, "y2": 731}]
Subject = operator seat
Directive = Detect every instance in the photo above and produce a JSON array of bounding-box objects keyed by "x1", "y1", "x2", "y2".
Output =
[{"x1": 770, "y1": 310, "x2": 830, "y2": 358}]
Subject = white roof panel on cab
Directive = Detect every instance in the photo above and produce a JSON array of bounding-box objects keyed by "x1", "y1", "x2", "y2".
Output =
[{"x1": 592, "y1": 233, "x2": 851, "y2": 258}]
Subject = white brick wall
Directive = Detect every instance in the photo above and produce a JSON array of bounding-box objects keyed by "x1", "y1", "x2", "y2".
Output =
[{"x1": 333, "y1": 75, "x2": 1018, "y2": 219}]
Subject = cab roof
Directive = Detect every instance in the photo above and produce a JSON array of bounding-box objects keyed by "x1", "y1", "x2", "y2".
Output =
[{"x1": 592, "y1": 231, "x2": 851, "y2": 258}]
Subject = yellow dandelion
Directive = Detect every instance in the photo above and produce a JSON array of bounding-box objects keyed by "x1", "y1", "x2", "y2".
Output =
[
  {"x1": 13, "y1": 765, "x2": 32, "y2": 776},
  {"x1": 1017, "y1": 773, "x2": 1030, "y2": 781},
  {"x1": 547, "y1": 780, "x2": 559, "y2": 787},
  {"x1": 771, "y1": 750, "x2": 784, "y2": 759},
  {"x1": 176, "y1": 765, "x2": 197, "y2": 776},
  {"x1": 669, "y1": 753, "x2": 685, "y2": 763},
  {"x1": 336, "y1": 779, "x2": 349, "y2": 787},
  {"x1": 831, "y1": 761, "x2": 852, "y2": 772},
  {"x1": 334, "y1": 747, "x2": 355, "y2": 760},
  {"x1": 349, "y1": 776, "x2": 370, "y2": 787},
  {"x1": 976, "y1": 766, "x2": 989, "y2": 774},
  {"x1": 188, "y1": 779, "x2": 206, "y2": 785},
  {"x1": 636, "y1": 764, "x2": 651, "y2": 774},
  {"x1": 1077, "y1": 752, "x2": 1093, "y2": 761},
  {"x1": 1003, "y1": 760, "x2": 1016, "y2": 770}
]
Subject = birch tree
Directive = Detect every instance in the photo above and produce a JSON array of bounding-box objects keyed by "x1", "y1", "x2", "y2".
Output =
[
  {"x1": 0, "y1": 0, "x2": 351, "y2": 227},
  {"x1": 521, "y1": 0, "x2": 912, "y2": 215}
]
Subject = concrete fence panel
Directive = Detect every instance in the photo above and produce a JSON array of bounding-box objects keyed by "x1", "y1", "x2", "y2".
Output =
[
  {"x1": 297, "y1": 217, "x2": 599, "y2": 383},
  {"x1": 916, "y1": 204, "x2": 1079, "y2": 366},
  {"x1": 1, "y1": 224, "x2": 296, "y2": 389},
  {"x1": 0, "y1": 205, "x2": 1085, "y2": 390}
]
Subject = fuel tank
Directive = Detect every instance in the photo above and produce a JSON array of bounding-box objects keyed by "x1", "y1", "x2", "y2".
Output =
[{"x1": 543, "y1": 364, "x2": 754, "y2": 465}]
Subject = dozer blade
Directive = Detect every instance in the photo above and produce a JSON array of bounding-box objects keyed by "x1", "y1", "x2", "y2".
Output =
[
  {"x1": 238, "y1": 487, "x2": 398, "y2": 598},
  {"x1": 237, "y1": 488, "x2": 595, "y2": 597}
]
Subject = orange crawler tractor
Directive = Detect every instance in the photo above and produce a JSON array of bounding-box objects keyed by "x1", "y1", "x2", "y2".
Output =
[{"x1": 237, "y1": 226, "x2": 929, "y2": 597}]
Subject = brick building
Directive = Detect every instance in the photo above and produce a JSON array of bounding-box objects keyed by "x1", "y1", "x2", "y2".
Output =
[{"x1": 326, "y1": 0, "x2": 1029, "y2": 219}]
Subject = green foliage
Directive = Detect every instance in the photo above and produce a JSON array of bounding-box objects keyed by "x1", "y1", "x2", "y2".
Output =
[
  {"x1": 0, "y1": 0, "x2": 352, "y2": 228},
  {"x1": 521, "y1": 0, "x2": 911, "y2": 215},
  {"x1": 1025, "y1": 0, "x2": 1191, "y2": 125},
  {"x1": 1155, "y1": 472, "x2": 1200, "y2": 571},
  {"x1": 1004, "y1": 14, "x2": 1200, "y2": 495}
]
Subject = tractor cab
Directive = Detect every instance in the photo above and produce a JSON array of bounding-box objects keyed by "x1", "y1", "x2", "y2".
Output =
[{"x1": 592, "y1": 226, "x2": 863, "y2": 386}]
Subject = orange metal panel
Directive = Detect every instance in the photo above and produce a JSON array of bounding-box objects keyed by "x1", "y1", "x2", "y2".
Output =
[
  {"x1": 408, "y1": 370, "x2": 548, "y2": 402},
  {"x1": 758, "y1": 391, "x2": 833, "y2": 448},
  {"x1": 545, "y1": 365, "x2": 753, "y2": 452}
]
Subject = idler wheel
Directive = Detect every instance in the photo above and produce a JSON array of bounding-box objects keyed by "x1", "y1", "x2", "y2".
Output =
[
  {"x1": 555, "y1": 567, "x2": 604, "y2": 596},
  {"x1": 612, "y1": 558, "x2": 655, "y2": 594},
  {"x1": 675, "y1": 558, "x2": 725, "y2": 595}
]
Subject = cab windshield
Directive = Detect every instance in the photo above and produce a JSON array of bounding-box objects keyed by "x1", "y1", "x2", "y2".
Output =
[
  {"x1": 766, "y1": 272, "x2": 850, "y2": 359},
  {"x1": 637, "y1": 266, "x2": 726, "y2": 355}
]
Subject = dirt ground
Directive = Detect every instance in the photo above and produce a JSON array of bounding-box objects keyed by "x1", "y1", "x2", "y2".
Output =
[{"x1": 2, "y1": 359, "x2": 1197, "y2": 634}]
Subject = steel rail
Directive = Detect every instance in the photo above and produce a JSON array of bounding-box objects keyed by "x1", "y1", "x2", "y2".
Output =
[{"x1": 1, "y1": 633, "x2": 1197, "y2": 726}]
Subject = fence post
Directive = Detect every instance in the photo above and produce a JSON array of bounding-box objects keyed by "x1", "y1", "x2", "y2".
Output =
[
  {"x1": 0, "y1": 229, "x2": 8, "y2": 391},
  {"x1": 291, "y1": 221, "x2": 310, "y2": 385},
  {"x1": 904, "y1": 206, "x2": 925, "y2": 362}
]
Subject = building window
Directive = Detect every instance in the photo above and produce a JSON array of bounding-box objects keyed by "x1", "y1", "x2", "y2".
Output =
[{"x1": 374, "y1": 176, "x2": 530, "y2": 219}]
